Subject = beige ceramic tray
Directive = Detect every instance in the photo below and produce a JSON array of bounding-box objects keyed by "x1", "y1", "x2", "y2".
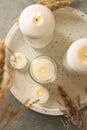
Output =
[{"x1": 5, "y1": 7, "x2": 87, "y2": 115}]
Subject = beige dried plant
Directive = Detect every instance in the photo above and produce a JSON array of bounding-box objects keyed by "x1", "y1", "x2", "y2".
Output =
[
  {"x1": 37, "y1": 0, "x2": 75, "y2": 11},
  {"x1": 57, "y1": 85, "x2": 87, "y2": 130},
  {"x1": 58, "y1": 86, "x2": 80, "y2": 127},
  {"x1": 13, "y1": 0, "x2": 75, "y2": 25},
  {"x1": 0, "y1": 39, "x2": 40, "y2": 130},
  {"x1": 0, "y1": 39, "x2": 14, "y2": 107},
  {"x1": 0, "y1": 39, "x2": 5, "y2": 83}
]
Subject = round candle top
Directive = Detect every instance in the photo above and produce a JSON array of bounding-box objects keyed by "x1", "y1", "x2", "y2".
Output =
[
  {"x1": 19, "y1": 4, "x2": 55, "y2": 38},
  {"x1": 32, "y1": 86, "x2": 49, "y2": 103},
  {"x1": 10, "y1": 52, "x2": 27, "y2": 69},
  {"x1": 66, "y1": 38, "x2": 87, "y2": 73},
  {"x1": 30, "y1": 56, "x2": 57, "y2": 83},
  {"x1": 78, "y1": 46, "x2": 87, "y2": 63}
]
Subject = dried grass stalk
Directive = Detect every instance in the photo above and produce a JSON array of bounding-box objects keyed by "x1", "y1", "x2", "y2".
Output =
[
  {"x1": 12, "y1": 17, "x2": 19, "y2": 24},
  {"x1": 0, "y1": 45, "x2": 14, "y2": 107},
  {"x1": 1, "y1": 99, "x2": 39, "y2": 130},
  {"x1": 58, "y1": 86, "x2": 80, "y2": 126},
  {"x1": 84, "y1": 111, "x2": 87, "y2": 130},
  {"x1": 0, "y1": 39, "x2": 13, "y2": 114},
  {"x1": 37, "y1": 0, "x2": 75, "y2": 11},
  {"x1": 0, "y1": 75, "x2": 12, "y2": 107},
  {"x1": 77, "y1": 95, "x2": 81, "y2": 108},
  {"x1": 0, "y1": 99, "x2": 29, "y2": 130},
  {"x1": 0, "y1": 39, "x2": 5, "y2": 83},
  {"x1": 0, "y1": 100, "x2": 13, "y2": 122}
]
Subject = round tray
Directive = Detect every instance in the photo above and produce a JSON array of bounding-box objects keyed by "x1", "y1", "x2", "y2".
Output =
[{"x1": 5, "y1": 7, "x2": 87, "y2": 115}]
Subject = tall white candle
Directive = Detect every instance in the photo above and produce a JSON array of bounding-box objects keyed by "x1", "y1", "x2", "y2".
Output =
[
  {"x1": 19, "y1": 4, "x2": 55, "y2": 48},
  {"x1": 64, "y1": 39, "x2": 87, "y2": 73},
  {"x1": 30, "y1": 56, "x2": 57, "y2": 83},
  {"x1": 32, "y1": 86, "x2": 49, "y2": 104}
]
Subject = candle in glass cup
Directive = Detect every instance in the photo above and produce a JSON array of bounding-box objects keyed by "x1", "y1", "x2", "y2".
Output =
[
  {"x1": 10, "y1": 52, "x2": 27, "y2": 69},
  {"x1": 63, "y1": 39, "x2": 87, "y2": 73},
  {"x1": 32, "y1": 86, "x2": 49, "y2": 104},
  {"x1": 19, "y1": 4, "x2": 55, "y2": 48},
  {"x1": 30, "y1": 56, "x2": 57, "y2": 83}
]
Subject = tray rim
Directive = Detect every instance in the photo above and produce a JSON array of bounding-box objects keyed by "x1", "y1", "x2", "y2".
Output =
[{"x1": 5, "y1": 7, "x2": 87, "y2": 116}]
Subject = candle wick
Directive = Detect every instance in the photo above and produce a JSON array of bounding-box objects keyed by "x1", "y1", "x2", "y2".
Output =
[
  {"x1": 35, "y1": 17, "x2": 39, "y2": 22},
  {"x1": 34, "y1": 13, "x2": 40, "y2": 22},
  {"x1": 35, "y1": 18, "x2": 38, "y2": 22},
  {"x1": 13, "y1": 56, "x2": 21, "y2": 64}
]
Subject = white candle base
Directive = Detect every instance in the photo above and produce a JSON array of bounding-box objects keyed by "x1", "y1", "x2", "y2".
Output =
[
  {"x1": 24, "y1": 32, "x2": 53, "y2": 49},
  {"x1": 19, "y1": 4, "x2": 55, "y2": 48},
  {"x1": 32, "y1": 86, "x2": 49, "y2": 104},
  {"x1": 64, "y1": 39, "x2": 87, "y2": 74}
]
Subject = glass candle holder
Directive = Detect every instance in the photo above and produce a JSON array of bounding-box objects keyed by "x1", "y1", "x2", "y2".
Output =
[{"x1": 29, "y1": 56, "x2": 57, "y2": 83}]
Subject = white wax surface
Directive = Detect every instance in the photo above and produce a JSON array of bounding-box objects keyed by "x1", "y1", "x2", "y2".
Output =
[
  {"x1": 32, "y1": 86, "x2": 49, "y2": 104},
  {"x1": 30, "y1": 56, "x2": 57, "y2": 83},
  {"x1": 65, "y1": 39, "x2": 87, "y2": 73},
  {"x1": 10, "y1": 52, "x2": 27, "y2": 69},
  {"x1": 19, "y1": 4, "x2": 55, "y2": 38}
]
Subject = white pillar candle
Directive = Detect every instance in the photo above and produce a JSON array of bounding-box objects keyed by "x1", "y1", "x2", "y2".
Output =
[
  {"x1": 30, "y1": 56, "x2": 57, "y2": 83},
  {"x1": 64, "y1": 39, "x2": 87, "y2": 73},
  {"x1": 19, "y1": 4, "x2": 55, "y2": 48},
  {"x1": 32, "y1": 86, "x2": 49, "y2": 104},
  {"x1": 10, "y1": 52, "x2": 27, "y2": 69}
]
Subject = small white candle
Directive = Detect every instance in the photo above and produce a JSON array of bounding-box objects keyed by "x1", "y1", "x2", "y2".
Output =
[
  {"x1": 30, "y1": 56, "x2": 57, "y2": 83},
  {"x1": 19, "y1": 4, "x2": 55, "y2": 48},
  {"x1": 32, "y1": 86, "x2": 49, "y2": 104},
  {"x1": 64, "y1": 39, "x2": 87, "y2": 73},
  {"x1": 10, "y1": 52, "x2": 27, "y2": 69}
]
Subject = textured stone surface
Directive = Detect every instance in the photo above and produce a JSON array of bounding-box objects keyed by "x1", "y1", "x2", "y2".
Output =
[{"x1": 0, "y1": 0, "x2": 87, "y2": 130}]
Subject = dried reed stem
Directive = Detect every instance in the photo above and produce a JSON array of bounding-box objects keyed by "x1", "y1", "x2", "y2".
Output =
[
  {"x1": 0, "y1": 46, "x2": 15, "y2": 104},
  {"x1": 13, "y1": 17, "x2": 19, "y2": 24},
  {"x1": 5, "y1": 45, "x2": 18, "y2": 64},
  {"x1": 0, "y1": 40, "x2": 13, "y2": 107},
  {"x1": 28, "y1": 99, "x2": 39, "y2": 107},
  {"x1": 5, "y1": 46, "x2": 14, "y2": 56},
  {"x1": 0, "y1": 74, "x2": 13, "y2": 107},
  {"x1": 58, "y1": 86, "x2": 80, "y2": 126},
  {"x1": 1, "y1": 99, "x2": 39, "y2": 130},
  {"x1": 0, "y1": 39, "x2": 5, "y2": 83},
  {"x1": 84, "y1": 111, "x2": 87, "y2": 130},
  {"x1": 0, "y1": 100, "x2": 13, "y2": 122},
  {"x1": 82, "y1": 88, "x2": 87, "y2": 130},
  {"x1": 77, "y1": 95, "x2": 81, "y2": 108},
  {"x1": 84, "y1": 88, "x2": 87, "y2": 106},
  {"x1": 60, "y1": 116, "x2": 72, "y2": 130},
  {"x1": 0, "y1": 99, "x2": 29, "y2": 130}
]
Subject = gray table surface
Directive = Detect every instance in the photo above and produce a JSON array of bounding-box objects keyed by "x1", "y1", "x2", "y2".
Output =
[{"x1": 0, "y1": 0, "x2": 87, "y2": 130}]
